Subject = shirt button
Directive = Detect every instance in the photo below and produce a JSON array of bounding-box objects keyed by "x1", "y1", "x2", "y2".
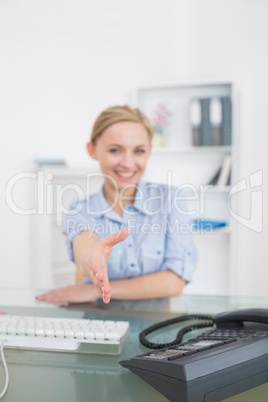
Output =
[
  {"x1": 128, "y1": 244, "x2": 132, "y2": 247},
  {"x1": 157, "y1": 251, "x2": 161, "y2": 255},
  {"x1": 130, "y1": 263, "x2": 135, "y2": 267},
  {"x1": 187, "y1": 252, "x2": 191, "y2": 256}
]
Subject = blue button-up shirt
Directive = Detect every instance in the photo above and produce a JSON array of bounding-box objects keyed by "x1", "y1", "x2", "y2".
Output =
[{"x1": 63, "y1": 181, "x2": 197, "y2": 283}]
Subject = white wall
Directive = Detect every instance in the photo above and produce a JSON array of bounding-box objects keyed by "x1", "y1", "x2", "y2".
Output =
[
  {"x1": 0, "y1": 0, "x2": 179, "y2": 287},
  {"x1": 172, "y1": 0, "x2": 268, "y2": 296},
  {"x1": 1, "y1": 0, "x2": 267, "y2": 296}
]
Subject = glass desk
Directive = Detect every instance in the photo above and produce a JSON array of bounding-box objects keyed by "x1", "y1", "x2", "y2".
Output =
[{"x1": 0, "y1": 288, "x2": 267, "y2": 402}]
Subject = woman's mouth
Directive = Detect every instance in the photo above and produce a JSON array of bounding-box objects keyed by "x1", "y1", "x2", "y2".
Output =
[{"x1": 115, "y1": 171, "x2": 136, "y2": 179}]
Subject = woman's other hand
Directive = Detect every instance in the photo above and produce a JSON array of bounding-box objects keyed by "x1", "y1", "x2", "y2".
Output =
[{"x1": 35, "y1": 284, "x2": 99, "y2": 303}]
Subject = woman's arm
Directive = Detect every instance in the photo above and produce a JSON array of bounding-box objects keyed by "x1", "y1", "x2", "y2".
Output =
[
  {"x1": 110, "y1": 270, "x2": 186, "y2": 300},
  {"x1": 36, "y1": 270, "x2": 186, "y2": 303},
  {"x1": 36, "y1": 227, "x2": 186, "y2": 304}
]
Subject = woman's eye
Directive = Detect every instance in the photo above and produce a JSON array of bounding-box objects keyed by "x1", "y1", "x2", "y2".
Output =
[
  {"x1": 109, "y1": 148, "x2": 120, "y2": 153},
  {"x1": 136, "y1": 149, "x2": 145, "y2": 154}
]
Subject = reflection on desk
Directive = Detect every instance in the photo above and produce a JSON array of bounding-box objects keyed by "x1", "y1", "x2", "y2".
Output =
[
  {"x1": 1, "y1": 312, "x2": 164, "y2": 402},
  {"x1": 0, "y1": 289, "x2": 268, "y2": 402}
]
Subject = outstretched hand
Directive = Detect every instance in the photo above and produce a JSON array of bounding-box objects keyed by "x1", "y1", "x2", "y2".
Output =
[
  {"x1": 85, "y1": 228, "x2": 129, "y2": 303},
  {"x1": 36, "y1": 229, "x2": 129, "y2": 305}
]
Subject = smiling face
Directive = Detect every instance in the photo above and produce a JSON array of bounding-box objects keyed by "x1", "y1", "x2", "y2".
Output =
[{"x1": 87, "y1": 121, "x2": 152, "y2": 199}]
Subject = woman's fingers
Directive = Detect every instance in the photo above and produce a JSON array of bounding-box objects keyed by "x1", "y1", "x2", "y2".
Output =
[
  {"x1": 93, "y1": 271, "x2": 111, "y2": 302},
  {"x1": 101, "y1": 282, "x2": 111, "y2": 304},
  {"x1": 101, "y1": 228, "x2": 129, "y2": 250},
  {"x1": 90, "y1": 228, "x2": 129, "y2": 282},
  {"x1": 85, "y1": 256, "x2": 111, "y2": 302}
]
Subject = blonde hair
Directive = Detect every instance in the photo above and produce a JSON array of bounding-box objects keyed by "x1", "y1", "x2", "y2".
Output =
[{"x1": 90, "y1": 105, "x2": 154, "y2": 144}]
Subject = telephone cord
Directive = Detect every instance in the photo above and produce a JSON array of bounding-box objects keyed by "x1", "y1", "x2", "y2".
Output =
[
  {"x1": 139, "y1": 314, "x2": 215, "y2": 349},
  {"x1": 0, "y1": 339, "x2": 9, "y2": 399}
]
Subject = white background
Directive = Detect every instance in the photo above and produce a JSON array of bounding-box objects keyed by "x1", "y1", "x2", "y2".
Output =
[{"x1": 0, "y1": 0, "x2": 267, "y2": 296}]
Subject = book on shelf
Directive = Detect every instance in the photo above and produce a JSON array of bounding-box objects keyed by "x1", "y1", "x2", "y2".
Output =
[
  {"x1": 190, "y1": 96, "x2": 232, "y2": 147},
  {"x1": 217, "y1": 155, "x2": 231, "y2": 186},
  {"x1": 208, "y1": 155, "x2": 232, "y2": 186},
  {"x1": 207, "y1": 165, "x2": 222, "y2": 185},
  {"x1": 192, "y1": 218, "x2": 227, "y2": 231},
  {"x1": 33, "y1": 158, "x2": 66, "y2": 166}
]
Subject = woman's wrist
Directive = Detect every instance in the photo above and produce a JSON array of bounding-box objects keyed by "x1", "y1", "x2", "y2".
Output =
[
  {"x1": 73, "y1": 231, "x2": 100, "y2": 276},
  {"x1": 87, "y1": 283, "x2": 101, "y2": 301}
]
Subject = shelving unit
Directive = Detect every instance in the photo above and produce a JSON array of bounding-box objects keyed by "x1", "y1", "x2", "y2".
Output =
[
  {"x1": 133, "y1": 81, "x2": 237, "y2": 296},
  {"x1": 151, "y1": 146, "x2": 232, "y2": 154}
]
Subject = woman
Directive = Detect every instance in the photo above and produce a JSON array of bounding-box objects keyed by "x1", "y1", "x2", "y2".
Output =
[{"x1": 36, "y1": 105, "x2": 197, "y2": 304}]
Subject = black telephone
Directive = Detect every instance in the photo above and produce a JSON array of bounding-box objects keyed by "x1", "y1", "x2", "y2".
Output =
[{"x1": 120, "y1": 308, "x2": 268, "y2": 402}]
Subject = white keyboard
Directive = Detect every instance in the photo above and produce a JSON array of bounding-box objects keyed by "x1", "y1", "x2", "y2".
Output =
[{"x1": 0, "y1": 315, "x2": 129, "y2": 355}]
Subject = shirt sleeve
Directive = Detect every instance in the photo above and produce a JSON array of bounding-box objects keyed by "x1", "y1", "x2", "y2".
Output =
[
  {"x1": 62, "y1": 198, "x2": 96, "y2": 262},
  {"x1": 161, "y1": 188, "x2": 198, "y2": 283}
]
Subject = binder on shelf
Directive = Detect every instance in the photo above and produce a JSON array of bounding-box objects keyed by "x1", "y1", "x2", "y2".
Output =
[
  {"x1": 201, "y1": 98, "x2": 212, "y2": 146},
  {"x1": 222, "y1": 97, "x2": 232, "y2": 146},
  {"x1": 190, "y1": 98, "x2": 202, "y2": 146},
  {"x1": 210, "y1": 98, "x2": 222, "y2": 146},
  {"x1": 190, "y1": 95, "x2": 232, "y2": 147}
]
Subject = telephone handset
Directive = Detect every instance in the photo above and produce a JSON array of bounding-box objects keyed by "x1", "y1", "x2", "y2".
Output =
[
  {"x1": 120, "y1": 308, "x2": 268, "y2": 401},
  {"x1": 214, "y1": 307, "x2": 268, "y2": 327},
  {"x1": 139, "y1": 308, "x2": 268, "y2": 349}
]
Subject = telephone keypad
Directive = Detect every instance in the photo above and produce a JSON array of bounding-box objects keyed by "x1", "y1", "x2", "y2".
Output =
[
  {"x1": 140, "y1": 330, "x2": 267, "y2": 363},
  {"x1": 141, "y1": 337, "x2": 240, "y2": 362},
  {"x1": 204, "y1": 329, "x2": 268, "y2": 339},
  {"x1": 166, "y1": 339, "x2": 235, "y2": 361},
  {"x1": 251, "y1": 331, "x2": 268, "y2": 337}
]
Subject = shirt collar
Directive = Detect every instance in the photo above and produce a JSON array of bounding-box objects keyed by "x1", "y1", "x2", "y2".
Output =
[
  {"x1": 132, "y1": 181, "x2": 149, "y2": 215},
  {"x1": 89, "y1": 186, "x2": 121, "y2": 222},
  {"x1": 88, "y1": 181, "x2": 150, "y2": 221}
]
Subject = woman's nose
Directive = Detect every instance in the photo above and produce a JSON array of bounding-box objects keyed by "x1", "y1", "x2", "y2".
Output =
[{"x1": 120, "y1": 152, "x2": 135, "y2": 169}]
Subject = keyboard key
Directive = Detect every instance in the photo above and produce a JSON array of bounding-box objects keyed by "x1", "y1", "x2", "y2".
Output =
[
  {"x1": 7, "y1": 326, "x2": 16, "y2": 335},
  {"x1": 55, "y1": 329, "x2": 65, "y2": 338},
  {"x1": 74, "y1": 330, "x2": 85, "y2": 338},
  {"x1": 95, "y1": 332, "x2": 105, "y2": 340},
  {"x1": 105, "y1": 333, "x2": 120, "y2": 341},
  {"x1": 85, "y1": 331, "x2": 94, "y2": 339},
  {"x1": 17, "y1": 327, "x2": 26, "y2": 335},
  {"x1": 36, "y1": 328, "x2": 45, "y2": 336},
  {"x1": 65, "y1": 330, "x2": 75, "y2": 338},
  {"x1": 45, "y1": 329, "x2": 55, "y2": 337},
  {"x1": 26, "y1": 327, "x2": 35, "y2": 336}
]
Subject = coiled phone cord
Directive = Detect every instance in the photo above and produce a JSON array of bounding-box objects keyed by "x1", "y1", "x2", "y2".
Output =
[{"x1": 139, "y1": 314, "x2": 215, "y2": 349}]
